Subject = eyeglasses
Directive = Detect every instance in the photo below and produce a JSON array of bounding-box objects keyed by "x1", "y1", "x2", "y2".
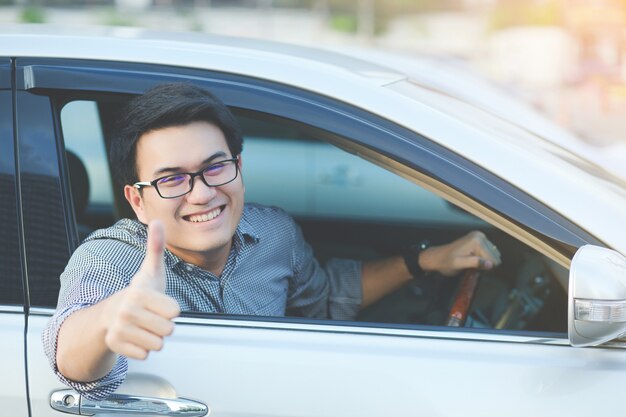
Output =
[{"x1": 133, "y1": 157, "x2": 239, "y2": 199}]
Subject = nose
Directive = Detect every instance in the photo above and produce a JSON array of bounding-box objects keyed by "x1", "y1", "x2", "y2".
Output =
[{"x1": 185, "y1": 175, "x2": 217, "y2": 204}]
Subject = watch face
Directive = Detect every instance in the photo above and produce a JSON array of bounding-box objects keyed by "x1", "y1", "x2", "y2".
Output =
[{"x1": 418, "y1": 240, "x2": 431, "y2": 251}]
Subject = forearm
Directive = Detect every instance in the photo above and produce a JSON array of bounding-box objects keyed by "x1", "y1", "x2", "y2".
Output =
[
  {"x1": 360, "y1": 245, "x2": 439, "y2": 308},
  {"x1": 360, "y1": 256, "x2": 412, "y2": 308},
  {"x1": 56, "y1": 300, "x2": 117, "y2": 383}
]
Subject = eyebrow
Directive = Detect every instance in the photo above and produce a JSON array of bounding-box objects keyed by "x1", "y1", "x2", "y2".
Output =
[{"x1": 152, "y1": 151, "x2": 229, "y2": 176}]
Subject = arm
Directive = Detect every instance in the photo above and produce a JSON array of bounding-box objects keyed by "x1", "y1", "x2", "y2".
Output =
[
  {"x1": 54, "y1": 221, "x2": 180, "y2": 384},
  {"x1": 360, "y1": 231, "x2": 502, "y2": 308}
]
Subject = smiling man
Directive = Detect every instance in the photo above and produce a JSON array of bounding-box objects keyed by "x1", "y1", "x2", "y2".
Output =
[{"x1": 43, "y1": 83, "x2": 501, "y2": 400}]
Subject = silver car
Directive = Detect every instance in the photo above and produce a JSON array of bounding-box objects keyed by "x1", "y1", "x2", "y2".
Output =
[{"x1": 1, "y1": 25, "x2": 625, "y2": 417}]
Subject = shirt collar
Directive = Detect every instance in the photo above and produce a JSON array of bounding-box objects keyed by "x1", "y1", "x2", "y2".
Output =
[{"x1": 237, "y1": 207, "x2": 261, "y2": 244}]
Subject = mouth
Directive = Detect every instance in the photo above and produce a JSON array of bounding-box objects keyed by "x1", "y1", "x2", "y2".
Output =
[{"x1": 183, "y1": 205, "x2": 225, "y2": 223}]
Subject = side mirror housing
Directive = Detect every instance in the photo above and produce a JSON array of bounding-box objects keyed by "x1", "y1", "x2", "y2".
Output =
[{"x1": 569, "y1": 245, "x2": 626, "y2": 347}]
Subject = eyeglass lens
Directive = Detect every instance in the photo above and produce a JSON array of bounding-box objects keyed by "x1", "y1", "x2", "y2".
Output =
[{"x1": 155, "y1": 159, "x2": 237, "y2": 198}]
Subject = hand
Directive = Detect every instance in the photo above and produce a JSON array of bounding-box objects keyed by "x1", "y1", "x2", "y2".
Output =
[
  {"x1": 103, "y1": 220, "x2": 180, "y2": 360},
  {"x1": 419, "y1": 231, "x2": 502, "y2": 277}
]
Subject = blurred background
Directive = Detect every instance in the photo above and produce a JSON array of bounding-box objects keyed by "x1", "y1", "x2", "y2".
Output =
[{"x1": 2, "y1": 0, "x2": 625, "y2": 174}]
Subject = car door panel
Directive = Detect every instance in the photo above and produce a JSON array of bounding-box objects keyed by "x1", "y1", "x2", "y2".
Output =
[
  {"x1": 135, "y1": 321, "x2": 626, "y2": 417},
  {"x1": 26, "y1": 313, "x2": 69, "y2": 417},
  {"x1": 0, "y1": 312, "x2": 28, "y2": 417},
  {"x1": 26, "y1": 313, "x2": 626, "y2": 417}
]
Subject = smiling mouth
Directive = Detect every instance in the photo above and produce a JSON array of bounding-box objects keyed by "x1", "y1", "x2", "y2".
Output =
[{"x1": 185, "y1": 206, "x2": 224, "y2": 223}]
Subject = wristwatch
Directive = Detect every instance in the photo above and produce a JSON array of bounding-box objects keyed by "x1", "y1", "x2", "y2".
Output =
[{"x1": 403, "y1": 240, "x2": 431, "y2": 278}]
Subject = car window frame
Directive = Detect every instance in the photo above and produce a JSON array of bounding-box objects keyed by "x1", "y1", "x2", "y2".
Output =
[
  {"x1": 16, "y1": 57, "x2": 600, "y2": 341},
  {"x1": 0, "y1": 58, "x2": 25, "y2": 308},
  {"x1": 16, "y1": 58, "x2": 601, "y2": 250}
]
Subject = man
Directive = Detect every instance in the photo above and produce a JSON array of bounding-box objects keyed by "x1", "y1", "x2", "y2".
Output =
[{"x1": 43, "y1": 83, "x2": 501, "y2": 400}]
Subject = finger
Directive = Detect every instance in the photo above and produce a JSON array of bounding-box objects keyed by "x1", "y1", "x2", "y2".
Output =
[
  {"x1": 454, "y1": 255, "x2": 493, "y2": 271},
  {"x1": 142, "y1": 314, "x2": 176, "y2": 338},
  {"x1": 109, "y1": 341, "x2": 149, "y2": 360},
  {"x1": 484, "y1": 241, "x2": 501, "y2": 265},
  {"x1": 144, "y1": 220, "x2": 165, "y2": 275},
  {"x1": 115, "y1": 325, "x2": 165, "y2": 353},
  {"x1": 478, "y1": 258, "x2": 495, "y2": 270},
  {"x1": 133, "y1": 220, "x2": 167, "y2": 291},
  {"x1": 126, "y1": 294, "x2": 180, "y2": 326},
  {"x1": 123, "y1": 288, "x2": 179, "y2": 318},
  {"x1": 478, "y1": 245, "x2": 499, "y2": 265},
  {"x1": 473, "y1": 235, "x2": 501, "y2": 265},
  {"x1": 144, "y1": 293, "x2": 181, "y2": 320},
  {"x1": 132, "y1": 303, "x2": 179, "y2": 335},
  {"x1": 104, "y1": 326, "x2": 155, "y2": 359},
  {"x1": 116, "y1": 295, "x2": 177, "y2": 336}
]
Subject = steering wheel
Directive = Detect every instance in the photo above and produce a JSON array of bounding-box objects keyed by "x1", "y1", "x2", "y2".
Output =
[{"x1": 446, "y1": 269, "x2": 481, "y2": 327}]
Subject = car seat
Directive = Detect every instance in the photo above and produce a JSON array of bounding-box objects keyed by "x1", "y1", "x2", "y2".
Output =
[{"x1": 66, "y1": 150, "x2": 93, "y2": 241}]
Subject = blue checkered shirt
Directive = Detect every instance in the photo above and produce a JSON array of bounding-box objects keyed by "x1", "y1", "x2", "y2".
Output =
[{"x1": 43, "y1": 203, "x2": 362, "y2": 400}]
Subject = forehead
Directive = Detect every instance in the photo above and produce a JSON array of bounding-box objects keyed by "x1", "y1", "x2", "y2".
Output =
[{"x1": 135, "y1": 122, "x2": 229, "y2": 174}]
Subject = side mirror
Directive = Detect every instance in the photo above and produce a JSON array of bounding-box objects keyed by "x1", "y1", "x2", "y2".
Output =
[{"x1": 569, "y1": 245, "x2": 626, "y2": 347}]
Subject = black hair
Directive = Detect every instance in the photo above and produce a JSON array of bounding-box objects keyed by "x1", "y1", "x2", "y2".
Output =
[{"x1": 109, "y1": 82, "x2": 243, "y2": 188}]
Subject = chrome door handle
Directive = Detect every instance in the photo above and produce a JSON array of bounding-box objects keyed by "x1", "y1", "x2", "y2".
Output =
[{"x1": 50, "y1": 389, "x2": 209, "y2": 416}]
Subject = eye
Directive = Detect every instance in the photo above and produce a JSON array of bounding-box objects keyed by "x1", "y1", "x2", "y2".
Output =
[
  {"x1": 203, "y1": 161, "x2": 227, "y2": 176},
  {"x1": 157, "y1": 174, "x2": 187, "y2": 187}
]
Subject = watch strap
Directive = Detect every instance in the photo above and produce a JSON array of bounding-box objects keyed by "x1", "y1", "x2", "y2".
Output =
[{"x1": 403, "y1": 240, "x2": 430, "y2": 278}]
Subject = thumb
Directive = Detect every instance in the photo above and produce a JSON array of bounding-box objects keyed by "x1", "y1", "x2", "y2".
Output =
[{"x1": 133, "y1": 220, "x2": 167, "y2": 292}]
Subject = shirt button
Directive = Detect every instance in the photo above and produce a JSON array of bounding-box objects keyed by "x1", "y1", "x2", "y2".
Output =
[{"x1": 185, "y1": 265, "x2": 193, "y2": 272}]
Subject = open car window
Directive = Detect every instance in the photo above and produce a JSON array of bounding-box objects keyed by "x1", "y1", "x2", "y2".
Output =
[
  {"x1": 238, "y1": 112, "x2": 568, "y2": 333},
  {"x1": 59, "y1": 97, "x2": 569, "y2": 335}
]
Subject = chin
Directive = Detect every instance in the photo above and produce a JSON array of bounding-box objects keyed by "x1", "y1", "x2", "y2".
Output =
[{"x1": 190, "y1": 235, "x2": 232, "y2": 253}]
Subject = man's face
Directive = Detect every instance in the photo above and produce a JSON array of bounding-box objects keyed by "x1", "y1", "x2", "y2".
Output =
[{"x1": 125, "y1": 121, "x2": 244, "y2": 269}]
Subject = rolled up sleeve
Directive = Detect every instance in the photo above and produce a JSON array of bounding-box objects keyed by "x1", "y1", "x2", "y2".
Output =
[
  {"x1": 42, "y1": 302, "x2": 128, "y2": 400},
  {"x1": 42, "y1": 241, "x2": 139, "y2": 400}
]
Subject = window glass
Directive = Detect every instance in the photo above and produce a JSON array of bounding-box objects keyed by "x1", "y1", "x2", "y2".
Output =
[
  {"x1": 241, "y1": 115, "x2": 485, "y2": 227},
  {"x1": 61, "y1": 101, "x2": 114, "y2": 206},
  {"x1": 0, "y1": 91, "x2": 23, "y2": 306}
]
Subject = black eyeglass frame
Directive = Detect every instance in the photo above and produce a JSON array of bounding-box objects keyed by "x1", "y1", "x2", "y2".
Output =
[{"x1": 133, "y1": 157, "x2": 240, "y2": 199}]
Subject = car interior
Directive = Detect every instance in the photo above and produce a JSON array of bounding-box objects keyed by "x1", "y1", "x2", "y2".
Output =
[{"x1": 59, "y1": 97, "x2": 569, "y2": 335}]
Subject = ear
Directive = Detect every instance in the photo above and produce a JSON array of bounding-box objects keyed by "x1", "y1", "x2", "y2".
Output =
[{"x1": 124, "y1": 184, "x2": 148, "y2": 223}]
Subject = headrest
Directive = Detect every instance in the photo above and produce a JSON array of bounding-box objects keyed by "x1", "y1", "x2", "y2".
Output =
[{"x1": 66, "y1": 150, "x2": 90, "y2": 221}]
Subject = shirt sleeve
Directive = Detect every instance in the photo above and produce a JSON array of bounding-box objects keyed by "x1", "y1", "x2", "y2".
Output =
[
  {"x1": 41, "y1": 239, "x2": 140, "y2": 400},
  {"x1": 286, "y1": 217, "x2": 363, "y2": 320}
]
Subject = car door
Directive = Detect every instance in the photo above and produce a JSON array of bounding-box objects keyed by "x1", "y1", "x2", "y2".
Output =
[
  {"x1": 20, "y1": 58, "x2": 626, "y2": 417},
  {"x1": 0, "y1": 58, "x2": 29, "y2": 417}
]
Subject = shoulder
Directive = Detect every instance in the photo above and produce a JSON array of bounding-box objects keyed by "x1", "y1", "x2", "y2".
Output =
[
  {"x1": 69, "y1": 219, "x2": 147, "y2": 275},
  {"x1": 83, "y1": 218, "x2": 147, "y2": 245},
  {"x1": 241, "y1": 203, "x2": 299, "y2": 240},
  {"x1": 242, "y1": 203, "x2": 295, "y2": 227}
]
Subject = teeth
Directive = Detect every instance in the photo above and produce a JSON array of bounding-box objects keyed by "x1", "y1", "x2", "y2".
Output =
[{"x1": 188, "y1": 207, "x2": 222, "y2": 223}]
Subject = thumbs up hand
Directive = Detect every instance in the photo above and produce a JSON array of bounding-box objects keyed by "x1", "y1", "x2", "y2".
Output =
[
  {"x1": 103, "y1": 220, "x2": 181, "y2": 360},
  {"x1": 131, "y1": 220, "x2": 167, "y2": 293}
]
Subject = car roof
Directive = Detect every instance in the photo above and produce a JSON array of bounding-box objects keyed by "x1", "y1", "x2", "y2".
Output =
[
  {"x1": 1, "y1": 25, "x2": 624, "y2": 254},
  {"x1": 339, "y1": 47, "x2": 626, "y2": 183}
]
